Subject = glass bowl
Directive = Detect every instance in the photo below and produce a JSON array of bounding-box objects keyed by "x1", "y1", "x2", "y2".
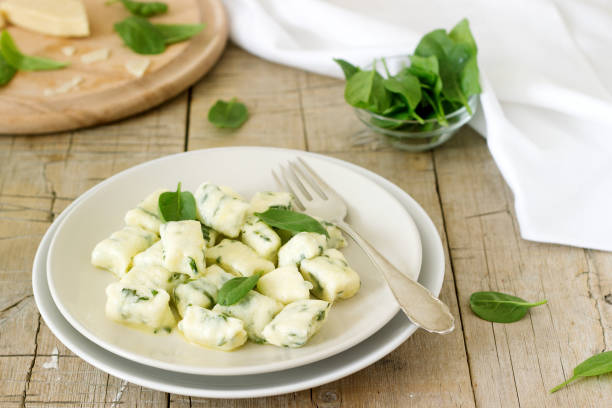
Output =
[{"x1": 353, "y1": 57, "x2": 478, "y2": 152}]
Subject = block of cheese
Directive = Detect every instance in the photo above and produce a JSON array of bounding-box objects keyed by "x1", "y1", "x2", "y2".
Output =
[{"x1": 0, "y1": 0, "x2": 90, "y2": 37}]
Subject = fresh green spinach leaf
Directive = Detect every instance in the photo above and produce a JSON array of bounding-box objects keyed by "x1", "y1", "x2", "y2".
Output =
[
  {"x1": 158, "y1": 182, "x2": 197, "y2": 222},
  {"x1": 551, "y1": 351, "x2": 612, "y2": 393},
  {"x1": 255, "y1": 208, "x2": 329, "y2": 237},
  {"x1": 107, "y1": 0, "x2": 168, "y2": 17},
  {"x1": 208, "y1": 98, "x2": 248, "y2": 129},
  {"x1": 383, "y1": 73, "x2": 423, "y2": 122},
  {"x1": 344, "y1": 67, "x2": 392, "y2": 113},
  {"x1": 469, "y1": 291, "x2": 547, "y2": 323},
  {"x1": 333, "y1": 58, "x2": 358, "y2": 80},
  {"x1": 154, "y1": 23, "x2": 206, "y2": 45},
  {"x1": 114, "y1": 16, "x2": 166, "y2": 55},
  {"x1": 0, "y1": 31, "x2": 68, "y2": 71},
  {"x1": 0, "y1": 52, "x2": 16, "y2": 86},
  {"x1": 217, "y1": 272, "x2": 262, "y2": 306}
]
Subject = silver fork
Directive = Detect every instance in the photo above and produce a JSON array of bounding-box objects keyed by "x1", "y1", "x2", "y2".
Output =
[{"x1": 275, "y1": 157, "x2": 454, "y2": 334}]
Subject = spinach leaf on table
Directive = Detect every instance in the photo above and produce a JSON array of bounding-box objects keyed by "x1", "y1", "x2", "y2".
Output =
[
  {"x1": 208, "y1": 98, "x2": 249, "y2": 129},
  {"x1": 108, "y1": 0, "x2": 168, "y2": 17},
  {"x1": 154, "y1": 23, "x2": 206, "y2": 45},
  {"x1": 158, "y1": 182, "x2": 197, "y2": 222},
  {"x1": 469, "y1": 291, "x2": 547, "y2": 323},
  {"x1": 114, "y1": 16, "x2": 166, "y2": 55},
  {"x1": 0, "y1": 31, "x2": 68, "y2": 71},
  {"x1": 550, "y1": 351, "x2": 612, "y2": 393}
]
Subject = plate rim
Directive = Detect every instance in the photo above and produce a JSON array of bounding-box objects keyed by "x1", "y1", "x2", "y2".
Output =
[
  {"x1": 33, "y1": 148, "x2": 445, "y2": 398},
  {"x1": 45, "y1": 146, "x2": 422, "y2": 375}
]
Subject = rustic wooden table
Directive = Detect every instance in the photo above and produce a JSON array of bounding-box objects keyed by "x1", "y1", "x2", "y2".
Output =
[{"x1": 1, "y1": 44, "x2": 610, "y2": 407}]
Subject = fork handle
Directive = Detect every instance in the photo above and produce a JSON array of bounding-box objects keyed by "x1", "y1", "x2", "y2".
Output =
[{"x1": 335, "y1": 220, "x2": 455, "y2": 334}]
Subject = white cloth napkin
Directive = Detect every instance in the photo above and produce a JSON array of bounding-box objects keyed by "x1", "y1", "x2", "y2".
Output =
[{"x1": 223, "y1": 0, "x2": 612, "y2": 251}]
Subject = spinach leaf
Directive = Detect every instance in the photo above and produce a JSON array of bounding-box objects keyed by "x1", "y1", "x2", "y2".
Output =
[
  {"x1": 449, "y1": 19, "x2": 481, "y2": 99},
  {"x1": 415, "y1": 29, "x2": 473, "y2": 112},
  {"x1": 255, "y1": 208, "x2": 329, "y2": 237},
  {"x1": 551, "y1": 351, "x2": 612, "y2": 393},
  {"x1": 0, "y1": 52, "x2": 16, "y2": 86},
  {"x1": 333, "y1": 58, "x2": 358, "y2": 80},
  {"x1": 0, "y1": 31, "x2": 68, "y2": 71},
  {"x1": 344, "y1": 68, "x2": 391, "y2": 113},
  {"x1": 217, "y1": 272, "x2": 262, "y2": 306},
  {"x1": 158, "y1": 182, "x2": 197, "y2": 222},
  {"x1": 108, "y1": 0, "x2": 168, "y2": 17},
  {"x1": 469, "y1": 291, "x2": 547, "y2": 323},
  {"x1": 383, "y1": 72, "x2": 423, "y2": 122},
  {"x1": 114, "y1": 16, "x2": 166, "y2": 55},
  {"x1": 208, "y1": 98, "x2": 249, "y2": 128},
  {"x1": 154, "y1": 23, "x2": 206, "y2": 45}
]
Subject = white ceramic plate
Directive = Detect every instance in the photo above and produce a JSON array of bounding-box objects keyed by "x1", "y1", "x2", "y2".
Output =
[
  {"x1": 33, "y1": 150, "x2": 445, "y2": 398},
  {"x1": 46, "y1": 147, "x2": 422, "y2": 376}
]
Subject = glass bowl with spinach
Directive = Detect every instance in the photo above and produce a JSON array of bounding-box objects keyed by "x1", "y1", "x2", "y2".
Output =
[{"x1": 336, "y1": 18, "x2": 481, "y2": 152}]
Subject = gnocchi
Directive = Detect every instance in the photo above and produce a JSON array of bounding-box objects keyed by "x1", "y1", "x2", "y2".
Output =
[{"x1": 91, "y1": 183, "x2": 360, "y2": 351}]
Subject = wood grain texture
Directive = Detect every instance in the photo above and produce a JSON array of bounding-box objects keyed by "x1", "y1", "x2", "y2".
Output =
[
  {"x1": 0, "y1": 0, "x2": 228, "y2": 134},
  {"x1": 1, "y1": 44, "x2": 611, "y2": 407}
]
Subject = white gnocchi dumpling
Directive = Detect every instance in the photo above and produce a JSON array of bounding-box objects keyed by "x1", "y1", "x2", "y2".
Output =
[
  {"x1": 124, "y1": 189, "x2": 168, "y2": 234},
  {"x1": 300, "y1": 249, "x2": 361, "y2": 302},
  {"x1": 173, "y1": 278, "x2": 219, "y2": 317},
  {"x1": 195, "y1": 182, "x2": 250, "y2": 238},
  {"x1": 262, "y1": 299, "x2": 330, "y2": 348},
  {"x1": 240, "y1": 215, "x2": 281, "y2": 260},
  {"x1": 178, "y1": 306, "x2": 247, "y2": 351},
  {"x1": 105, "y1": 282, "x2": 175, "y2": 333},
  {"x1": 91, "y1": 226, "x2": 158, "y2": 278},
  {"x1": 257, "y1": 265, "x2": 312, "y2": 304},
  {"x1": 320, "y1": 220, "x2": 347, "y2": 249},
  {"x1": 132, "y1": 241, "x2": 163, "y2": 269},
  {"x1": 160, "y1": 220, "x2": 205, "y2": 277},
  {"x1": 213, "y1": 291, "x2": 283, "y2": 343},
  {"x1": 200, "y1": 223, "x2": 218, "y2": 248},
  {"x1": 277, "y1": 232, "x2": 327, "y2": 267},
  {"x1": 206, "y1": 239, "x2": 275, "y2": 277},
  {"x1": 200, "y1": 264, "x2": 235, "y2": 290},
  {"x1": 120, "y1": 265, "x2": 174, "y2": 293},
  {"x1": 249, "y1": 191, "x2": 293, "y2": 214}
]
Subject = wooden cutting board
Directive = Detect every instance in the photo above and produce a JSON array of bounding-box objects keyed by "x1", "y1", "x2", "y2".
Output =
[{"x1": 0, "y1": 0, "x2": 228, "y2": 134}]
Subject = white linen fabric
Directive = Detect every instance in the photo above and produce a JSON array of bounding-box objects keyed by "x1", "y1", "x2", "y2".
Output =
[{"x1": 223, "y1": 0, "x2": 612, "y2": 251}]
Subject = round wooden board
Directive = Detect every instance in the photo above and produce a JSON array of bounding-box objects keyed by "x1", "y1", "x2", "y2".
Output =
[{"x1": 0, "y1": 0, "x2": 228, "y2": 134}]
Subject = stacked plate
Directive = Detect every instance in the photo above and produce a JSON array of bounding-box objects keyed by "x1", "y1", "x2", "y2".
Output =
[{"x1": 33, "y1": 147, "x2": 445, "y2": 398}]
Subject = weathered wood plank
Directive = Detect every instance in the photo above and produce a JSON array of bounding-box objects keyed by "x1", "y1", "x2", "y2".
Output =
[
  {"x1": 433, "y1": 128, "x2": 612, "y2": 407},
  {"x1": 304, "y1": 150, "x2": 475, "y2": 408},
  {"x1": 0, "y1": 93, "x2": 189, "y2": 406},
  {"x1": 188, "y1": 44, "x2": 306, "y2": 151}
]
